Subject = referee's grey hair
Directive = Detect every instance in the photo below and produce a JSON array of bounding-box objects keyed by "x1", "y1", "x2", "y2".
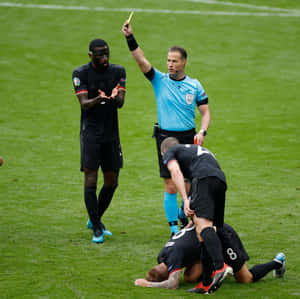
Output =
[{"x1": 161, "y1": 137, "x2": 179, "y2": 154}]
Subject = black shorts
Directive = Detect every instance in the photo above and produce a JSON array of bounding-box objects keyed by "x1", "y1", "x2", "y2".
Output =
[
  {"x1": 80, "y1": 133, "x2": 123, "y2": 172},
  {"x1": 190, "y1": 177, "x2": 226, "y2": 228},
  {"x1": 153, "y1": 124, "x2": 195, "y2": 178},
  {"x1": 217, "y1": 224, "x2": 250, "y2": 273}
]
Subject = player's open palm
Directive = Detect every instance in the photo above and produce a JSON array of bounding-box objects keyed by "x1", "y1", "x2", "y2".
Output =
[{"x1": 110, "y1": 84, "x2": 120, "y2": 99}]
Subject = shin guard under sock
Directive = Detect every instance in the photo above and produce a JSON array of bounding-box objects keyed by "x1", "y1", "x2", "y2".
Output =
[
  {"x1": 164, "y1": 192, "x2": 178, "y2": 234},
  {"x1": 200, "y1": 227, "x2": 224, "y2": 270},
  {"x1": 84, "y1": 186, "x2": 99, "y2": 231},
  {"x1": 98, "y1": 185, "x2": 117, "y2": 219},
  {"x1": 201, "y1": 245, "x2": 214, "y2": 286}
]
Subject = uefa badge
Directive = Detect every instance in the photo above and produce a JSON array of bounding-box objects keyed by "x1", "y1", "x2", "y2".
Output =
[
  {"x1": 73, "y1": 77, "x2": 81, "y2": 87},
  {"x1": 185, "y1": 94, "x2": 194, "y2": 105}
]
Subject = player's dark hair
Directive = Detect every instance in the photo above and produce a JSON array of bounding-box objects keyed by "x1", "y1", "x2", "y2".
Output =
[
  {"x1": 146, "y1": 265, "x2": 168, "y2": 282},
  {"x1": 89, "y1": 39, "x2": 109, "y2": 52},
  {"x1": 161, "y1": 137, "x2": 179, "y2": 154},
  {"x1": 168, "y1": 46, "x2": 187, "y2": 60}
]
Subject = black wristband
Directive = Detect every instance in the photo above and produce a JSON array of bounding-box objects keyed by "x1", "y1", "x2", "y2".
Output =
[{"x1": 126, "y1": 34, "x2": 138, "y2": 51}]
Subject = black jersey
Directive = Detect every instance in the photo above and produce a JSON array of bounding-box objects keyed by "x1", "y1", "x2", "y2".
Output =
[
  {"x1": 163, "y1": 144, "x2": 226, "y2": 186},
  {"x1": 72, "y1": 62, "x2": 126, "y2": 141},
  {"x1": 157, "y1": 223, "x2": 248, "y2": 274},
  {"x1": 157, "y1": 226, "x2": 202, "y2": 274}
]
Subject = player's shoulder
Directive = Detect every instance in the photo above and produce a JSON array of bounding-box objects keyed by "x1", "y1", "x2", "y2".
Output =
[
  {"x1": 72, "y1": 63, "x2": 90, "y2": 76},
  {"x1": 109, "y1": 63, "x2": 126, "y2": 72}
]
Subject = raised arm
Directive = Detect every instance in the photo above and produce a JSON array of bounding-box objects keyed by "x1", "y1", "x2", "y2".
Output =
[{"x1": 122, "y1": 21, "x2": 152, "y2": 74}]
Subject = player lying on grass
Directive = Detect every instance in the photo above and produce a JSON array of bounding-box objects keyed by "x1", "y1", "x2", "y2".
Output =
[{"x1": 134, "y1": 223, "x2": 286, "y2": 294}]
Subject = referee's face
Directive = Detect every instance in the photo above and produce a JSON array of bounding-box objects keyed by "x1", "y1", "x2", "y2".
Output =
[{"x1": 167, "y1": 51, "x2": 186, "y2": 78}]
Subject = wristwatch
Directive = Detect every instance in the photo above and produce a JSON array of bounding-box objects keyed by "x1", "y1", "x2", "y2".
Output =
[{"x1": 200, "y1": 129, "x2": 207, "y2": 136}]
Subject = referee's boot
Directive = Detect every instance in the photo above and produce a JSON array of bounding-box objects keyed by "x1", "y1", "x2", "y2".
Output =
[
  {"x1": 87, "y1": 218, "x2": 113, "y2": 236},
  {"x1": 273, "y1": 252, "x2": 286, "y2": 278}
]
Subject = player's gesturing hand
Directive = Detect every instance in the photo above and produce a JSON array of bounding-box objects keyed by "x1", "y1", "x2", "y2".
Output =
[{"x1": 110, "y1": 84, "x2": 120, "y2": 99}]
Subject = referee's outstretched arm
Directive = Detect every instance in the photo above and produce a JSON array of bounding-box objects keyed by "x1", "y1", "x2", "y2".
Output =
[{"x1": 122, "y1": 20, "x2": 152, "y2": 74}]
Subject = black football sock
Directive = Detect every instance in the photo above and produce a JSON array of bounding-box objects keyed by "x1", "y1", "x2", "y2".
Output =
[
  {"x1": 84, "y1": 186, "x2": 100, "y2": 231},
  {"x1": 98, "y1": 185, "x2": 117, "y2": 219},
  {"x1": 201, "y1": 245, "x2": 214, "y2": 286},
  {"x1": 200, "y1": 227, "x2": 224, "y2": 271},
  {"x1": 249, "y1": 261, "x2": 281, "y2": 282}
]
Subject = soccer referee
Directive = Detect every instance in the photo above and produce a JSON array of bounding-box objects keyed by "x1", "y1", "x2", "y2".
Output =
[
  {"x1": 72, "y1": 39, "x2": 126, "y2": 243},
  {"x1": 122, "y1": 20, "x2": 211, "y2": 236}
]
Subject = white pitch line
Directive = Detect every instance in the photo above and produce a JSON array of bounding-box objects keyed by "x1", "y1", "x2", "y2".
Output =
[
  {"x1": 0, "y1": 2, "x2": 299, "y2": 17},
  {"x1": 189, "y1": 0, "x2": 300, "y2": 14}
]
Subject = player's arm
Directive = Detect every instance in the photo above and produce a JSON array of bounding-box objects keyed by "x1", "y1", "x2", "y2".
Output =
[
  {"x1": 76, "y1": 91, "x2": 108, "y2": 110},
  {"x1": 195, "y1": 104, "x2": 211, "y2": 145},
  {"x1": 134, "y1": 270, "x2": 182, "y2": 289},
  {"x1": 122, "y1": 21, "x2": 152, "y2": 74},
  {"x1": 109, "y1": 68, "x2": 126, "y2": 108},
  {"x1": 167, "y1": 160, "x2": 194, "y2": 217},
  {"x1": 110, "y1": 87, "x2": 125, "y2": 108}
]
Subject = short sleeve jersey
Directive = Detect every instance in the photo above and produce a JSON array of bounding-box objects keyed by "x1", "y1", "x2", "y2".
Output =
[
  {"x1": 163, "y1": 144, "x2": 226, "y2": 186},
  {"x1": 157, "y1": 226, "x2": 202, "y2": 274},
  {"x1": 72, "y1": 62, "x2": 126, "y2": 141},
  {"x1": 148, "y1": 68, "x2": 208, "y2": 131}
]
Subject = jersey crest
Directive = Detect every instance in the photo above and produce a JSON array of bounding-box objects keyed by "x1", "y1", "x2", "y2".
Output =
[
  {"x1": 73, "y1": 77, "x2": 80, "y2": 87},
  {"x1": 185, "y1": 93, "x2": 194, "y2": 105}
]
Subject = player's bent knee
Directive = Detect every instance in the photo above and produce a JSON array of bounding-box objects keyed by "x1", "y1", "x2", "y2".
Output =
[
  {"x1": 164, "y1": 179, "x2": 177, "y2": 194},
  {"x1": 234, "y1": 265, "x2": 253, "y2": 283}
]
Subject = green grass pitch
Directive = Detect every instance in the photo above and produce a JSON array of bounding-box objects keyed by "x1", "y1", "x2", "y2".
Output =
[{"x1": 0, "y1": 0, "x2": 300, "y2": 298}]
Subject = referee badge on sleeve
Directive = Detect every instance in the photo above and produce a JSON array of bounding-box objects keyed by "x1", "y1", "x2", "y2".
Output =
[{"x1": 185, "y1": 94, "x2": 194, "y2": 105}]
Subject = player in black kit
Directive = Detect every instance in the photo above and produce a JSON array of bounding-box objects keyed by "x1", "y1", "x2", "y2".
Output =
[
  {"x1": 134, "y1": 223, "x2": 286, "y2": 293},
  {"x1": 160, "y1": 137, "x2": 231, "y2": 293},
  {"x1": 72, "y1": 39, "x2": 126, "y2": 243}
]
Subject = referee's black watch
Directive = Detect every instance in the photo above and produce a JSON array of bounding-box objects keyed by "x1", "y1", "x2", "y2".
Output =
[{"x1": 200, "y1": 129, "x2": 207, "y2": 136}]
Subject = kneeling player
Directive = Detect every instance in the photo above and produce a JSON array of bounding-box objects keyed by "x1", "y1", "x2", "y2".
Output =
[{"x1": 134, "y1": 223, "x2": 285, "y2": 293}]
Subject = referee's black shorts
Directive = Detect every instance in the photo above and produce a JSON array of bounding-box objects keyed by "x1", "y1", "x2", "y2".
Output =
[
  {"x1": 154, "y1": 125, "x2": 195, "y2": 178},
  {"x1": 190, "y1": 176, "x2": 226, "y2": 228},
  {"x1": 217, "y1": 224, "x2": 250, "y2": 273},
  {"x1": 80, "y1": 133, "x2": 123, "y2": 172}
]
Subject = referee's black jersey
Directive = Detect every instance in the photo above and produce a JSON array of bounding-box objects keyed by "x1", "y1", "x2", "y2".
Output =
[
  {"x1": 72, "y1": 62, "x2": 126, "y2": 141},
  {"x1": 163, "y1": 144, "x2": 226, "y2": 187},
  {"x1": 157, "y1": 226, "x2": 202, "y2": 274}
]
